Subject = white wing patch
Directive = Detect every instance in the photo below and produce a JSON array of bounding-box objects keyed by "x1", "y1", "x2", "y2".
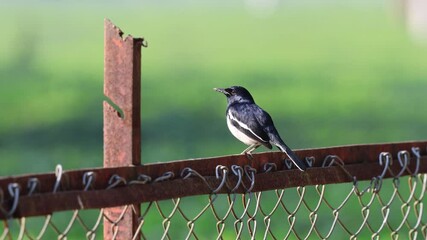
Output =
[{"x1": 227, "y1": 112, "x2": 268, "y2": 145}]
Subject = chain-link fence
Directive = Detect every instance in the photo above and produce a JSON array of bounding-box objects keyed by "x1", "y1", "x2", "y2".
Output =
[{"x1": 1, "y1": 146, "x2": 426, "y2": 239}]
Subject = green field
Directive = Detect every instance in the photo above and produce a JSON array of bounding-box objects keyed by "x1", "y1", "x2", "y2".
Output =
[{"x1": 0, "y1": 1, "x2": 426, "y2": 239}]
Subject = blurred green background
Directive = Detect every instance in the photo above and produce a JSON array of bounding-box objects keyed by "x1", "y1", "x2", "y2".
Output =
[
  {"x1": 1, "y1": 0, "x2": 426, "y2": 175},
  {"x1": 0, "y1": 0, "x2": 426, "y2": 238}
]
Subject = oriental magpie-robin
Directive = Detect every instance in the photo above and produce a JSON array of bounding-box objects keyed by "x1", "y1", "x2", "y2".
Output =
[{"x1": 214, "y1": 86, "x2": 306, "y2": 171}]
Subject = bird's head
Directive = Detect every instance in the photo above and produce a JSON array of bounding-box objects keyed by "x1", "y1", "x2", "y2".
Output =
[{"x1": 214, "y1": 86, "x2": 255, "y2": 104}]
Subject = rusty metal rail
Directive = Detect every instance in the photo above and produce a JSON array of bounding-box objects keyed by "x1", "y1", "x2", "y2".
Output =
[{"x1": 0, "y1": 140, "x2": 426, "y2": 220}]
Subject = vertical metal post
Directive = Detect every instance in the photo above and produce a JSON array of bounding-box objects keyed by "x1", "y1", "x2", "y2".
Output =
[{"x1": 103, "y1": 19, "x2": 143, "y2": 239}]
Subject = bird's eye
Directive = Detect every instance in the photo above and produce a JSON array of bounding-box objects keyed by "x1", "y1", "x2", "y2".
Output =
[{"x1": 226, "y1": 88, "x2": 234, "y2": 95}]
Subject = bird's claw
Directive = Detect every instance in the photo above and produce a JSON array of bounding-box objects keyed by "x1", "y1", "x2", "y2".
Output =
[
  {"x1": 245, "y1": 152, "x2": 254, "y2": 160},
  {"x1": 243, "y1": 152, "x2": 255, "y2": 166}
]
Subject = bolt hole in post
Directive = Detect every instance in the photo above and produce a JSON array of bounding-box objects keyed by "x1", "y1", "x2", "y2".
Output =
[{"x1": 104, "y1": 97, "x2": 125, "y2": 119}]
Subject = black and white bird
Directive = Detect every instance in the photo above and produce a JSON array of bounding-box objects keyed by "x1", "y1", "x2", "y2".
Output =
[{"x1": 214, "y1": 86, "x2": 306, "y2": 171}]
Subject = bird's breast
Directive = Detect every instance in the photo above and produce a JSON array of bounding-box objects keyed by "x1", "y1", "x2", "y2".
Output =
[{"x1": 226, "y1": 115, "x2": 259, "y2": 146}]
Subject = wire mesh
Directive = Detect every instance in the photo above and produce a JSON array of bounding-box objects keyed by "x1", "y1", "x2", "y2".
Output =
[{"x1": 1, "y1": 148, "x2": 426, "y2": 239}]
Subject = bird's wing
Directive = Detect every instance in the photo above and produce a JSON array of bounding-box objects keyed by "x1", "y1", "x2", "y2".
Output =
[
  {"x1": 251, "y1": 106, "x2": 275, "y2": 130},
  {"x1": 227, "y1": 104, "x2": 271, "y2": 147},
  {"x1": 253, "y1": 106, "x2": 307, "y2": 171},
  {"x1": 251, "y1": 105, "x2": 284, "y2": 144}
]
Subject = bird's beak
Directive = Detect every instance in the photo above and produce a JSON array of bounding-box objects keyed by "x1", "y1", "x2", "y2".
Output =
[{"x1": 214, "y1": 88, "x2": 227, "y2": 94}]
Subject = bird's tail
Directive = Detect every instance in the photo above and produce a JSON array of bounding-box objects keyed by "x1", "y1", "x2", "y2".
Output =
[{"x1": 269, "y1": 135, "x2": 306, "y2": 171}]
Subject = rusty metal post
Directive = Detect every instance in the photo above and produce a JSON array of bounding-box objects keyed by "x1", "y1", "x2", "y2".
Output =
[{"x1": 103, "y1": 19, "x2": 143, "y2": 239}]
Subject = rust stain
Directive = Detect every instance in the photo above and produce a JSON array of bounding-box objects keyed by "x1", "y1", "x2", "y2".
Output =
[{"x1": 112, "y1": 38, "x2": 123, "y2": 48}]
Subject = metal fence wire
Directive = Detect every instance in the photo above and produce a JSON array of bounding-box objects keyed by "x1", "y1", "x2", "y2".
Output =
[{"x1": 1, "y1": 147, "x2": 426, "y2": 239}]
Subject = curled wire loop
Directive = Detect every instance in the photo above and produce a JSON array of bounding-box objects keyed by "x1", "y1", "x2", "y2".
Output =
[
  {"x1": 53, "y1": 164, "x2": 64, "y2": 193},
  {"x1": 305, "y1": 156, "x2": 315, "y2": 168},
  {"x1": 263, "y1": 162, "x2": 277, "y2": 173},
  {"x1": 129, "y1": 174, "x2": 152, "y2": 185},
  {"x1": 180, "y1": 167, "x2": 194, "y2": 179},
  {"x1": 154, "y1": 171, "x2": 174, "y2": 183},
  {"x1": 180, "y1": 167, "x2": 216, "y2": 192},
  {"x1": 411, "y1": 147, "x2": 421, "y2": 176},
  {"x1": 82, "y1": 172, "x2": 96, "y2": 191},
  {"x1": 373, "y1": 152, "x2": 392, "y2": 193},
  {"x1": 6, "y1": 183, "x2": 20, "y2": 218},
  {"x1": 395, "y1": 150, "x2": 410, "y2": 178},
  {"x1": 243, "y1": 165, "x2": 256, "y2": 192},
  {"x1": 378, "y1": 152, "x2": 392, "y2": 179},
  {"x1": 213, "y1": 165, "x2": 228, "y2": 194},
  {"x1": 107, "y1": 174, "x2": 127, "y2": 189},
  {"x1": 284, "y1": 159, "x2": 293, "y2": 170},
  {"x1": 322, "y1": 155, "x2": 345, "y2": 167},
  {"x1": 229, "y1": 165, "x2": 243, "y2": 192},
  {"x1": 27, "y1": 178, "x2": 40, "y2": 195}
]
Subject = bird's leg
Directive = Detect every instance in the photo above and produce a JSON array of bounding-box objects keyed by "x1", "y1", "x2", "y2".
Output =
[
  {"x1": 241, "y1": 143, "x2": 259, "y2": 154},
  {"x1": 241, "y1": 143, "x2": 261, "y2": 160}
]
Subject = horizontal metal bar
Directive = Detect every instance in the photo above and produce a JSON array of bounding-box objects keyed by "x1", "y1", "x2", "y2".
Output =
[
  {"x1": 3, "y1": 157, "x2": 427, "y2": 220},
  {"x1": 1, "y1": 141, "x2": 425, "y2": 194},
  {"x1": 0, "y1": 141, "x2": 426, "y2": 219}
]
